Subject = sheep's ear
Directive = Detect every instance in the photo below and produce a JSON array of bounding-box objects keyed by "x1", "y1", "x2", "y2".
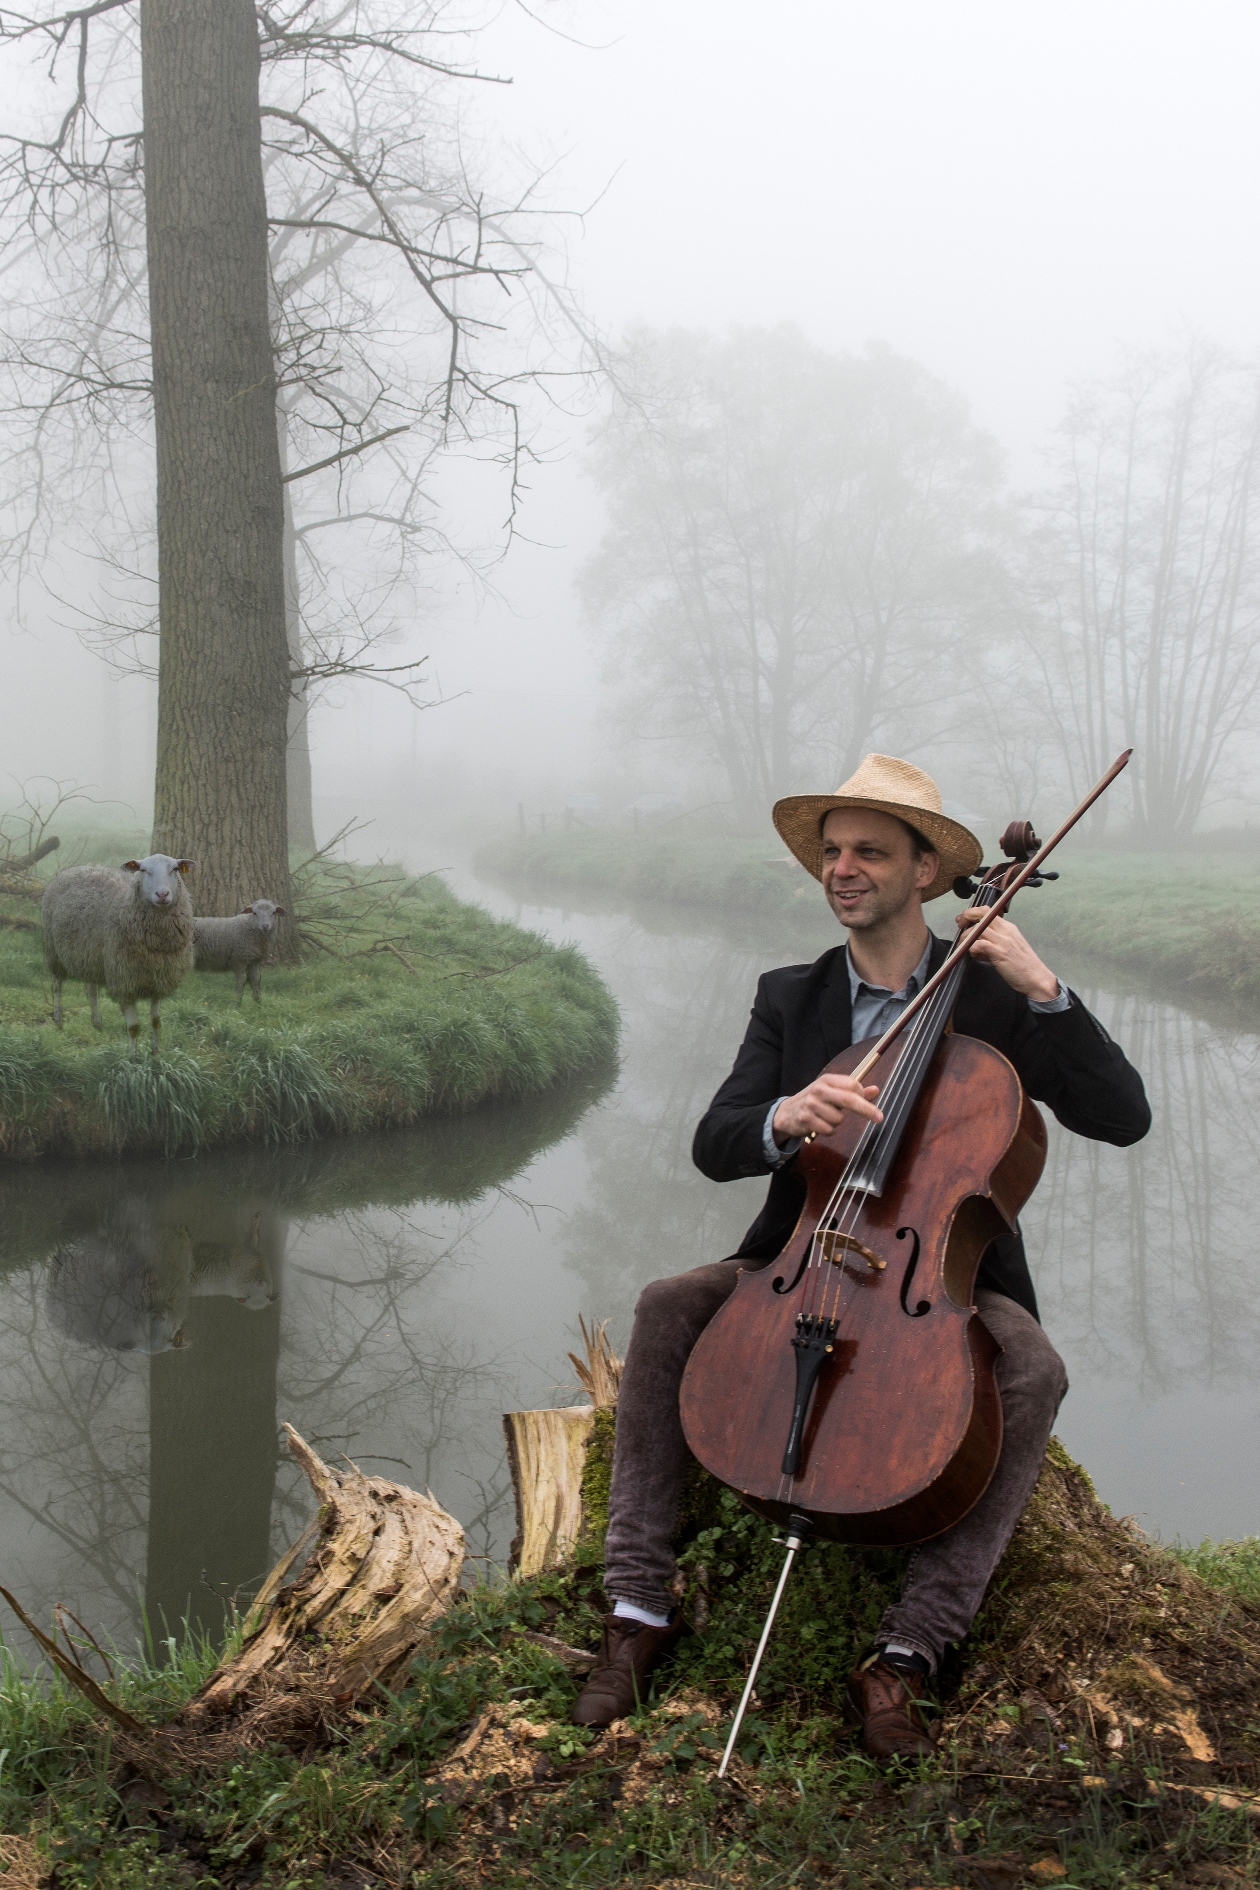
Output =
[
  {"x1": 176, "y1": 859, "x2": 196, "y2": 873},
  {"x1": 122, "y1": 860, "x2": 142, "y2": 871},
  {"x1": 275, "y1": 907, "x2": 287, "y2": 917},
  {"x1": 240, "y1": 907, "x2": 254, "y2": 915}
]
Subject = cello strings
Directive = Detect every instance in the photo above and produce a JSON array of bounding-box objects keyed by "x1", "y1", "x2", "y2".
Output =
[
  {"x1": 814, "y1": 967, "x2": 964, "y2": 1327},
  {"x1": 796, "y1": 879, "x2": 1003, "y2": 1356},
  {"x1": 776, "y1": 956, "x2": 973, "y2": 1501},
  {"x1": 802, "y1": 956, "x2": 961, "y2": 1306}
]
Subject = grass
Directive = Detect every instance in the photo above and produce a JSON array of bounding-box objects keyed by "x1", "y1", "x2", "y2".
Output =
[
  {"x1": 0, "y1": 840, "x2": 618, "y2": 1160},
  {"x1": 2, "y1": 1443, "x2": 1259, "y2": 1888},
  {"x1": 1175, "y1": 1538, "x2": 1260, "y2": 1608},
  {"x1": 476, "y1": 827, "x2": 1260, "y2": 1006}
]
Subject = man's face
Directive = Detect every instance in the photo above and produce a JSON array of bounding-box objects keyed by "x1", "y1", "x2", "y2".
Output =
[{"x1": 820, "y1": 808, "x2": 938, "y2": 932}]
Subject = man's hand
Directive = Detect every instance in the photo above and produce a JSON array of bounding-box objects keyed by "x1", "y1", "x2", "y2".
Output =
[
  {"x1": 773, "y1": 1073, "x2": 883, "y2": 1144},
  {"x1": 956, "y1": 909, "x2": 1060, "y2": 1002}
]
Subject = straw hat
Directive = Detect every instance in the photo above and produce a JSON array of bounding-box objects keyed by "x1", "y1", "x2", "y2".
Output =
[{"x1": 772, "y1": 755, "x2": 982, "y2": 902}]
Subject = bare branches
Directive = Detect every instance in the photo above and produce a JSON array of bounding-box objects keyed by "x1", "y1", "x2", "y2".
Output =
[
  {"x1": 281, "y1": 420, "x2": 408, "y2": 482},
  {"x1": 0, "y1": 0, "x2": 600, "y2": 720}
]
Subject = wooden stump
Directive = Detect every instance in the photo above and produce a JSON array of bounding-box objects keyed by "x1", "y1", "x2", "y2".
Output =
[
  {"x1": 2, "y1": 1424, "x2": 465, "y2": 1768},
  {"x1": 503, "y1": 1405, "x2": 598, "y2": 1575},
  {"x1": 185, "y1": 1424, "x2": 465, "y2": 1721},
  {"x1": 504, "y1": 1317, "x2": 622, "y2": 1576}
]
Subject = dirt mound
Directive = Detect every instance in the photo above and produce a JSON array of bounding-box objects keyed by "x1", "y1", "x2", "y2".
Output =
[{"x1": 951, "y1": 1441, "x2": 1260, "y2": 1789}]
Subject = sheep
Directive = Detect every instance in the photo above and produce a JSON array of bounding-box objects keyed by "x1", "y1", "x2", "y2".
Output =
[
  {"x1": 45, "y1": 1201, "x2": 194, "y2": 1354},
  {"x1": 192, "y1": 899, "x2": 286, "y2": 1003},
  {"x1": 41, "y1": 854, "x2": 196, "y2": 1055}
]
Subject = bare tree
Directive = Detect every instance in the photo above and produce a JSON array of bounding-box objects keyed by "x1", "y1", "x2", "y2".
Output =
[
  {"x1": 0, "y1": 1, "x2": 592, "y2": 885},
  {"x1": 583, "y1": 327, "x2": 1010, "y2": 824},
  {"x1": 1028, "y1": 345, "x2": 1260, "y2": 838}
]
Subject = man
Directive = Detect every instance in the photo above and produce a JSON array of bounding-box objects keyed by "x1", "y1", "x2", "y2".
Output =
[{"x1": 573, "y1": 755, "x2": 1150, "y2": 1756}]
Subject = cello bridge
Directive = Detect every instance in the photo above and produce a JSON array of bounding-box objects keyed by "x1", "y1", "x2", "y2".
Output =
[{"x1": 817, "y1": 1229, "x2": 886, "y2": 1271}]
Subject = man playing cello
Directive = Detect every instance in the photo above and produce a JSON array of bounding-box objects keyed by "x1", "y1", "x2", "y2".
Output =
[{"x1": 572, "y1": 754, "x2": 1150, "y2": 1757}]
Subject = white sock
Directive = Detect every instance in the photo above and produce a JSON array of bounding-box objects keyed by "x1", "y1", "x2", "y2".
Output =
[
  {"x1": 882, "y1": 1639, "x2": 934, "y2": 1673},
  {"x1": 613, "y1": 1599, "x2": 672, "y2": 1629}
]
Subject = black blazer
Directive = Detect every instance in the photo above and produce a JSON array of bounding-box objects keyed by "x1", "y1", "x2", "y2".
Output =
[{"x1": 692, "y1": 933, "x2": 1151, "y2": 1319}]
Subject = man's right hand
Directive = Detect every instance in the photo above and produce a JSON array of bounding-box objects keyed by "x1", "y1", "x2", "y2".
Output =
[{"x1": 772, "y1": 1073, "x2": 883, "y2": 1144}]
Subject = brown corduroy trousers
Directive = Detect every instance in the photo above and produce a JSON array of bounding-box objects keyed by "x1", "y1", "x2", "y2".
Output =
[{"x1": 602, "y1": 1260, "x2": 1068, "y2": 1670}]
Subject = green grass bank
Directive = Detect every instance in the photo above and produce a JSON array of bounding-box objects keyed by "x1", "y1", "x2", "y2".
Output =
[
  {"x1": 477, "y1": 828, "x2": 1260, "y2": 1007},
  {"x1": 1, "y1": 1440, "x2": 1258, "y2": 1889},
  {"x1": 0, "y1": 849, "x2": 617, "y2": 1161}
]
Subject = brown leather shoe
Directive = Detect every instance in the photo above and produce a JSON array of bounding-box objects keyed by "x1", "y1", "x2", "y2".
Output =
[
  {"x1": 571, "y1": 1613, "x2": 685, "y2": 1727},
  {"x1": 846, "y1": 1656, "x2": 939, "y2": 1760}
]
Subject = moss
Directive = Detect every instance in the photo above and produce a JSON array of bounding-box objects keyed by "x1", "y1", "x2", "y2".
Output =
[{"x1": 577, "y1": 1405, "x2": 616, "y2": 1552}]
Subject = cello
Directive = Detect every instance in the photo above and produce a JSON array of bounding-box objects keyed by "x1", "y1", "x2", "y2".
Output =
[{"x1": 678, "y1": 753, "x2": 1131, "y2": 1771}]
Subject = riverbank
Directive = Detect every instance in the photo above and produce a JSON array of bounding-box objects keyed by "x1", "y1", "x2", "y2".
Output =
[
  {"x1": 0, "y1": 861, "x2": 618, "y2": 1160},
  {"x1": 1, "y1": 1442, "x2": 1258, "y2": 1888},
  {"x1": 476, "y1": 829, "x2": 1260, "y2": 1006}
]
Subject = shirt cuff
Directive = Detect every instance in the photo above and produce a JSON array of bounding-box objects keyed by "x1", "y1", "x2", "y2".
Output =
[
  {"x1": 1028, "y1": 979, "x2": 1070, "y2": 1014},
  {"x1": 763, "y1": 1098, "x2": 802, "y2": 1168}
]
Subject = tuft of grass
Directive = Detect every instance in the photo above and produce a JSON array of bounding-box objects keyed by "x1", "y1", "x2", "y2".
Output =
[
  {"x1": 1172, "y1": 1536, "x2": 1260, "y2": 1605},
  {"x1": 0, "y1": 851, "x2": 618, "y2": 1161}
]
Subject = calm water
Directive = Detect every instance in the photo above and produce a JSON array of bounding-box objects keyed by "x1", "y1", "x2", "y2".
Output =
[{"x1": 1, "y1": 855, "x2": 1258, "y2": 1666}]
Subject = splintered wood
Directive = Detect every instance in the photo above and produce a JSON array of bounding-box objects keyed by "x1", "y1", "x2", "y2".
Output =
[
  {"x1": 0, "y1": 1425, "x2": 465, "y2": 1764},
  {"x1": 189, "y1": 1424, "x2": 465, "y2": 1717},
  {"x1": 504, "y1": 1316, "x2": 622, "y2": 1577}
]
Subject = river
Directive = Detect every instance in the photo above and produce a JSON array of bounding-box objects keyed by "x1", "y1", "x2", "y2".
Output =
[{"x1": 1, "y1": 850, "x2": 1256, "y2": 1666}]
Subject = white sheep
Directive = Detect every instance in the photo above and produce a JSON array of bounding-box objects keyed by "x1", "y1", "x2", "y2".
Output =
[
  {"x1": 192, "y1": 899, "x2": 286, "y2": 1003},
  {"x1": 41, "y1": 855, "x2": 196, "y2": 1055}
]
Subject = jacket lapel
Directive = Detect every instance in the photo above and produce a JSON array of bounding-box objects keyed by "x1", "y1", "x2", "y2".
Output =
[{"x1": 817, "y1": 947, "x2": 853, "y2": 1061}]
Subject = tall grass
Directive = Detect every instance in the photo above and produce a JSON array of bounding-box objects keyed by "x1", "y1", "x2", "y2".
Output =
[
  {"x1": 1172, "y1": 1536, "x2": 1260, "y2": 1604},
  {"x1": 0, "y1": 864, "x2": 618, "y2": 1160}
]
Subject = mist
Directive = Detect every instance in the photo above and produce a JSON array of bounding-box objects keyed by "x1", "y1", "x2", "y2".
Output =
[{"x1": 3, "y1": 0, "x2": 1260, "y2": 845}]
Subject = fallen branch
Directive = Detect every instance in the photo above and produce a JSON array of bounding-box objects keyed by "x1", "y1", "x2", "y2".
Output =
[{"x1": 0, "y1": 834, "x2": 58, "y2": 874}]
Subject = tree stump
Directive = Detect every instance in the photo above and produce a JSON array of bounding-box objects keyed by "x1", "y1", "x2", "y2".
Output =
[
  {"x1": 504, "y1": 1318, "x2": 622, "y2": 1576},
  {"x1": 2, "y1": 1424, "x2": 465, "y2": 1770},
  {"x1": 184, "y1": 1424, "x2": 465, "y2": 1723}
]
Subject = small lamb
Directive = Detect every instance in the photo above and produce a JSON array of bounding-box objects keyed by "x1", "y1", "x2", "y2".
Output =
[
  {"x1": 193, "y1": 899, "x2": 286, "y2": 1003},
  {"x1": 41, "y1": 855, "x2": 196, "y2": 1055}
]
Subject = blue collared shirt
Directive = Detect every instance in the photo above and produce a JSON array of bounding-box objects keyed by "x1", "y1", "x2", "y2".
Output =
[{"x1": 761, "y1": 936, "x2": 1070, "y2": 1167}]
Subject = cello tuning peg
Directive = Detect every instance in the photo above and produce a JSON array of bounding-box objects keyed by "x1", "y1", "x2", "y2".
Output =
[
  {"x1": 1040, "y1": 870, "x2": 1059, "y2": 880},
  {"x1": 952, "y1": 875, "x2": 980, "y2": 899}
]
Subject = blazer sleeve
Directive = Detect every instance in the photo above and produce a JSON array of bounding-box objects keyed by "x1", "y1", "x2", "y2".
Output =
[
  {"x1": 1003, "y1": 990, "x2": 1151, "y2": 1146},
  {"x1": 692, "y1": 973, "x2": 786, "y2": 1181}
]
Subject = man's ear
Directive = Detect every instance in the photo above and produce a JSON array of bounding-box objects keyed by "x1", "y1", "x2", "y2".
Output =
[{"x1": 916, "y1": 851, "x2": 939, "y2": 890}]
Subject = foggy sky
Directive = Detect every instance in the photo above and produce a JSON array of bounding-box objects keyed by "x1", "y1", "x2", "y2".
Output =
[{"x1": 5, "y1": 0, "x2": 1260, "y2": 828}]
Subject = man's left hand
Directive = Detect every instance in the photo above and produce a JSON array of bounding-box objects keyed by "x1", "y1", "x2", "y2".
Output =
[{"x1": 956, "y1": 909, "x2": 1061, "y2": 1003}]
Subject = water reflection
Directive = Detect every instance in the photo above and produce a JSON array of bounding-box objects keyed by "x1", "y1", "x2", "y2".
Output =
[{"x1": 0, "y1": 1073, "x2": 609, "y2": 1661}]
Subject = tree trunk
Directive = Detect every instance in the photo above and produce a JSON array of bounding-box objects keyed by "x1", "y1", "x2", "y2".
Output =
[
  {"x1": 283, "y1": 482, "x2": 317, "y2": 853},
  {"x1": 142, "y1": 0, "x2": 295, "y2": 950}
]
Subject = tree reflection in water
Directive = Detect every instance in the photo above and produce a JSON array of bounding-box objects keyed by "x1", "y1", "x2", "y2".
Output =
[{"x1": 0, "y1": 1073, "x2": 608, "y2": 1664}]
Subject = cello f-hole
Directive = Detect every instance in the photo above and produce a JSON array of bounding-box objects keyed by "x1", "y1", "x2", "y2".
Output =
[{"x1": 897, "y1": 1225, "x2": 931, "y2": 1317}]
